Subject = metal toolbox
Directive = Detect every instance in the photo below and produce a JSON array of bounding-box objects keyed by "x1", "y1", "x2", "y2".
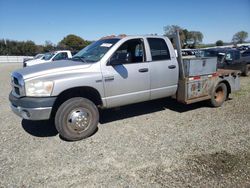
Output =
[{"x1": 183, "y1": 57, "x2": 217, "y2": 77}]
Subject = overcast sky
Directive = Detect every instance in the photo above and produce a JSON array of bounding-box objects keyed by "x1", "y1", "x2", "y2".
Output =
[{"x1": 0, "y1": 0, "x2": 249, "y2": 45}]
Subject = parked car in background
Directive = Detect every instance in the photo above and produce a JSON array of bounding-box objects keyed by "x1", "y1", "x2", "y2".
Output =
[
  {"x1": 34, "y1": 54, "x2": 45, "y2": 59},
  {"x1": 202, "y1": 48, "x2": 250, "y2": 76},
  {"x1": 237, "y1": 45, "x2": 249, "y2": 52},
  {"x1": 182, "y1": 49, "x2": 202, "y2": 57},
  {"x1": 23, "y1": 53, "x2": 44, "y2": 63},
  {"x1": 182, "y1": 49, "x2": 195, "y2": 56},
  {"x1": 24, "y1": 50, "x2": 72, "y2": 67},
  {"x1": 242, "y1": 49, "x2": 250, "y2": 57}
]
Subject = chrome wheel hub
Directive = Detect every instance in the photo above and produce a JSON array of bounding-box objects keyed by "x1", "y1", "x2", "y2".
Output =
[{"x1": 67, "y1": 108, "x2": 91, "y2": 132}]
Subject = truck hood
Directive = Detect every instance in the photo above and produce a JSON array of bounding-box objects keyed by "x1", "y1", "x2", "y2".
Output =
[{"x1": 15, "y1": 60, "x2": 92, "y2": 80}]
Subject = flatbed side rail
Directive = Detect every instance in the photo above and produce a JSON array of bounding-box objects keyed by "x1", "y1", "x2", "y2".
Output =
[
  {"x1": 216, "y1": 69, "x2": 241, "y2": 92},
  {"x1": 217, "y1": 69, "x2": 241, "y2": 77}
]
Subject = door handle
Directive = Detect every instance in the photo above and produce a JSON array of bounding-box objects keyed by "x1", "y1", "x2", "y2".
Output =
[
  {"x1": 168, "y1": 65, "x2": 176, "y2": 69},
  {"x1": 138, "y1": 68, "x2": 149, "y2": 73},
  {"x1": 104, "y1": 76, "x2": 114, "y2": 81}
]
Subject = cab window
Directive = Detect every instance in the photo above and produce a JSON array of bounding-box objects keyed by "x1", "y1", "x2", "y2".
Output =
[
  {"x1": 110, "y1": 39, "x2": 145, "y2": 64},
  {"x1": 53, "y1": 52, "x2": 68, "y2": 61},
  {"x1": 43, "y1": 52, "x2": 55, "y2": 60},
  {"x1": 147, "y1": 38, "x2": 170, "y2": 61}
]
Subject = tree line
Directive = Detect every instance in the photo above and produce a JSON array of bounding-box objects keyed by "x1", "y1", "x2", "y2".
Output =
[
  {"x1": 164, "y1": 25, "x2": 204, "y2": 49},
  {"x1": 164, "y1": 25, "x2": 249, "y2": 48},
  {"x1": 0, "y1": 34, "x2": 91, "y2": 56},
  {"x1": 0, "y1": 27, "x2": 249, "y2": 56}
]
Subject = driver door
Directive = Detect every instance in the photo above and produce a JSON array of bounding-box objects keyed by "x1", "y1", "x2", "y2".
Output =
[{"x1": 103, "y1": 38, "x2": 150, "y2": 108}]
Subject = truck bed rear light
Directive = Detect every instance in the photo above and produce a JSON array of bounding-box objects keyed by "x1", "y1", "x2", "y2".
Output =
[
  {"x1": 212, "y1": 72, "x2": 218, "y2": 77},
  {"x1": 189, "y1": 76, "x2": 201, "y2": 81}
]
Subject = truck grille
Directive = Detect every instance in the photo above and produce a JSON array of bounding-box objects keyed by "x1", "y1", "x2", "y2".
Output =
[
  {"x1": 13, "y1": 77, "x2": 19, "y2": 85},
  {"x1": 14, "y1": 87, "x2": 20, "y2": 95},
  {"x1": 11, "y1": 72, "x2": 25, "y2": 97}
]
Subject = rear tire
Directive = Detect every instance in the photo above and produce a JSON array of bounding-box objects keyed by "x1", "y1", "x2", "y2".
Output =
[
  {"x1": 210, "y1": 83, "x2": 227, "y2": 107},
  {"x1": 55, "y1": 97, "x2": 99, "y2": 141}
]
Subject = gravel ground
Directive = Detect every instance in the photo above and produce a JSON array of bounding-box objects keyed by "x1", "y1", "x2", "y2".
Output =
[{"x1": 0, "y1": 63, "x2": 250, "y2": 187}]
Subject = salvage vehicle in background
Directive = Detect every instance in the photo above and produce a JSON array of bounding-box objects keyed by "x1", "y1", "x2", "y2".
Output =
[
  {"x1": 237, "y1": 45, "x2": 249, "y2": 52},
  {"x1": 24, "y1": 50, "x2": 72, "y2": 67},
  {"x1": 242, "y1": 49, "x2": 250, "y2": 57},
  {"x1": 23, "y1": 53, "x2": 44, "y2": 63},
  {"x1": 203, "y1": 48, "x2": 250, "y2": 76},
  {"x1": 9, "y1": 30, "x2": 240, "y2": 141},
  {"x1": 182, "y1": 49, "x2": 195, "y2": 56}
]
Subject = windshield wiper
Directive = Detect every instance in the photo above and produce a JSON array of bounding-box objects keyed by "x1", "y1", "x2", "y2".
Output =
[{"x1": 71, "y1": 56, "x2": 88, "y2": 63}]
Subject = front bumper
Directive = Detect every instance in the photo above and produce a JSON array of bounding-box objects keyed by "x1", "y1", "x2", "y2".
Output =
[
  {"x1": 11, "y1": 104, "x2": 52, "y2": 120},
  {"x1": 9, "y1": 93, "x2": 56, "y2": 120}
]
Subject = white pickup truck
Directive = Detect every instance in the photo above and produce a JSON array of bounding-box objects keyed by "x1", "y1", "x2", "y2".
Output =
[
  {"x1": 24, "y1": 50, "x2": 72, "y2": 67},
  {"x1": 9, "y1": 31, "x2": 240, "y2": 141}
]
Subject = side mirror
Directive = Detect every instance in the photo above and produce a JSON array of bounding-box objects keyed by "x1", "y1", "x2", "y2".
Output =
[{"x1": 109, "y1": 52, "x2": 132, "y2": 65}]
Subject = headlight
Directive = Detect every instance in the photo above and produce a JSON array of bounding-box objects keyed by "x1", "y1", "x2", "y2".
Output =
[{"x1": 25, "y1": 80, "x2": 54, "y2": 97}]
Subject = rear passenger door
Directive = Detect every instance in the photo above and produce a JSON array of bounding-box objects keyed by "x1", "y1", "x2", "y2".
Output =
[{"x1": 146, "y1": 38, "x2": 178, "y2": 100}]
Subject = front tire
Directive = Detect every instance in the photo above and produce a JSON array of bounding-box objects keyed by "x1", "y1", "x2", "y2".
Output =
[
  {"x1": 55, "y1": 97, "x2": 99, "y2": 141},
  {"x1": 210, "y1": 83, "x2": 227, "y2": 107}
]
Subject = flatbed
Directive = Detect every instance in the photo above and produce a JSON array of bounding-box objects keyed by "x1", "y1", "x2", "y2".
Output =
[{"x1": 172, "y1": 30, "x2": 240, "y2": 106}]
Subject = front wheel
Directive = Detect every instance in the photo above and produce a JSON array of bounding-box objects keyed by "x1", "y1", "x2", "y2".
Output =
[
  {"x1": 55, "y1": 97, "x2": 99, "y2": 141},
  {"x1": 210, "y1": 83, "x2": 228, "y2": 107}
]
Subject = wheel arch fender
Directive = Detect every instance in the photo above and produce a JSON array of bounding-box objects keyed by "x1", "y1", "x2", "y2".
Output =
[
  {"x1": 218, "y1": 80, "x2": 231, "y2": 98},
  {"x1": 51, "y1": 86, "x2": 104, "y2": 119}
]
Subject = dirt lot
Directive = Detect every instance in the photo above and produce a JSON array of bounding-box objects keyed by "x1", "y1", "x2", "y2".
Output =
[{"x1": 0, "y1": 63, "x2": 250, "y2": 187}]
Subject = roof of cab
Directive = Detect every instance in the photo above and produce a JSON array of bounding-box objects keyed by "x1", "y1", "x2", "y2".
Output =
[{"x1": 100, "y1": 35, "x2": 166, "y2": 40}]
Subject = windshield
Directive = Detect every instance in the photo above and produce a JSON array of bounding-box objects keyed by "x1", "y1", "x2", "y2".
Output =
[
  {"x1": 43, "y1": 52, "x2": 55, "y2": 60},
  {"x1": 73, "y1": 38, "x2": 120, "y2": 62},
  {"x1": 34, "y1": 54, "x2": 44, "y2": 59}
]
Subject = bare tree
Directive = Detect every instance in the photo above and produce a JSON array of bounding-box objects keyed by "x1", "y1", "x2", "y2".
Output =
[
  {"x1": 188, "y1": 31, "x2": 203, "y2": 48},
  {"x1": 232, "y1": 31, "x2": 248, "y2": 44}
]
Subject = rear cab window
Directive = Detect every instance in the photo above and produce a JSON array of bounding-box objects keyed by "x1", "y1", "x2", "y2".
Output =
[{"x1": 147, "y1": 38, "x2": 170, "y2": 61}]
